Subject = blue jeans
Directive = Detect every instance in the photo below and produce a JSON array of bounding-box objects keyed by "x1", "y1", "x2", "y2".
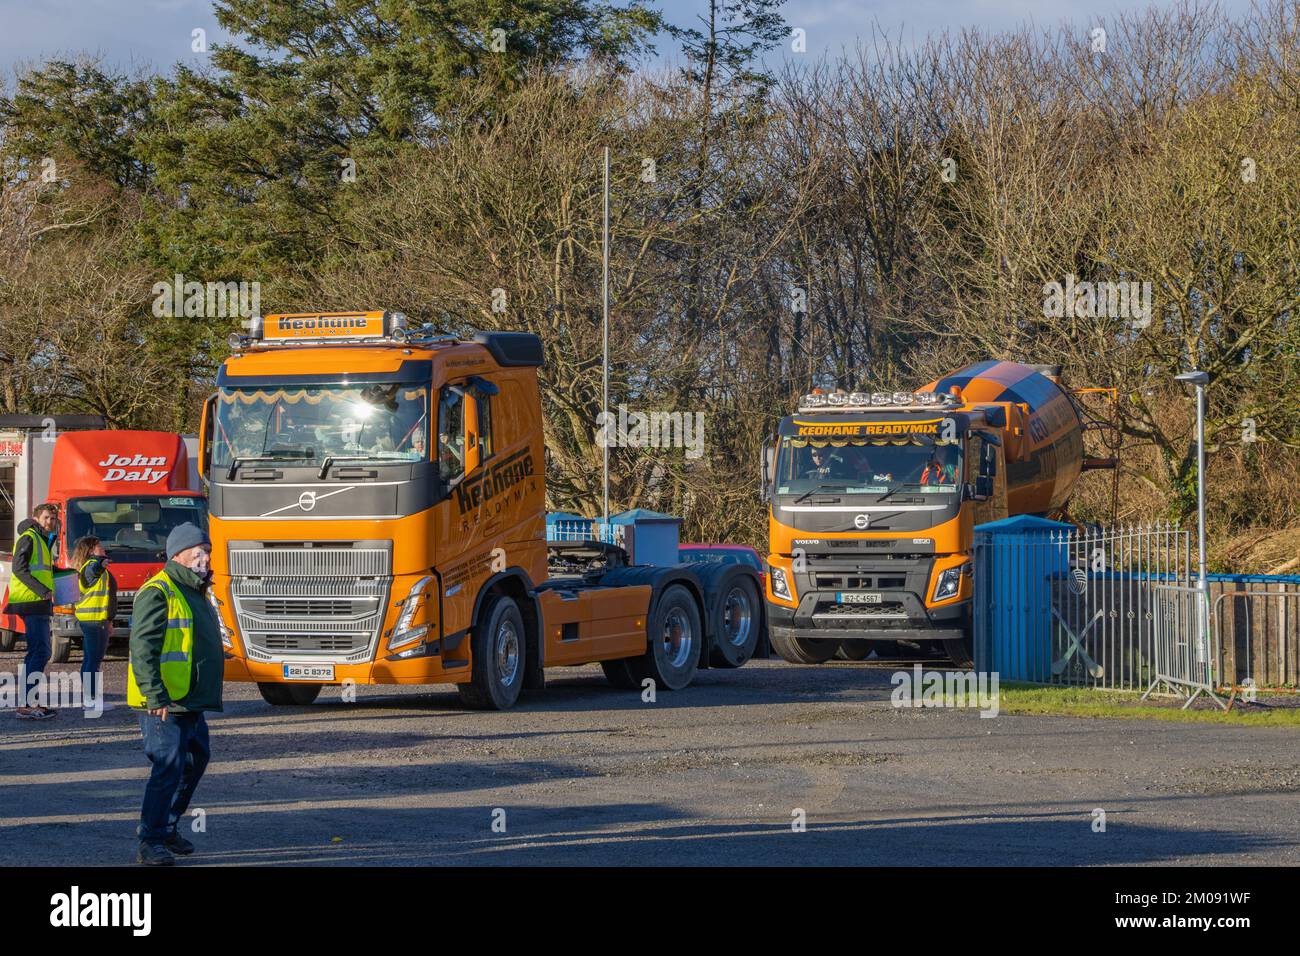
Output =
[
  {"x1": 79, "y1": 620, "x2": 107, "y2": 676},
  {"x1": 21, "y1": 615, "x2": 51, "y2": 707},
  {"x1": 138, "y1": 711, "x2": 210, "y2": 845}
]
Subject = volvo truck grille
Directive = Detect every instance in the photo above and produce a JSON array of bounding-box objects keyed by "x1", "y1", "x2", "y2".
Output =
[{"x1": 228, "y1": 545, "x2": 392, "y2": 663}]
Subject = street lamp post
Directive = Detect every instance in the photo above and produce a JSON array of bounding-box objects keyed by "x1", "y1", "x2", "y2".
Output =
[{"x1": 1175, "y1": 370, "x2": 1210, "y2": 658}]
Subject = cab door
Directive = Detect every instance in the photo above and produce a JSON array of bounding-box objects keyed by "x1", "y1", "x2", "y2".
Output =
[{"x1": 433, "y1": 378, "x2": 499, "y2": 649}]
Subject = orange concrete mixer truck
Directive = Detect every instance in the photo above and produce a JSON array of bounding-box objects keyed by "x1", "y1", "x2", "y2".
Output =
[{"x1": 762, "y1": 360, "x2": 1108, "y2": 667}]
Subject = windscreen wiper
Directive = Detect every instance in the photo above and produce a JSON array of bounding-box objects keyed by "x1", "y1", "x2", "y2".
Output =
[
  {"x1": 789, "y1": 483, "x2": 853, "y2": 505},
  {"x1": 875, "y1": 485, "x2": 928, "y2": 504},
  {"x1": 227, "y1": 452, "x2": 310, "y2": 480},
  {"x1": 318, "y1": 455, "x2": 381, "y2": 479}
]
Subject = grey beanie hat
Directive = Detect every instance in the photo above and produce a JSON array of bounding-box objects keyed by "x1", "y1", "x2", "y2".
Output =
[{"x1": 166, "y1": 522, "x2": 211, "y2": 559}]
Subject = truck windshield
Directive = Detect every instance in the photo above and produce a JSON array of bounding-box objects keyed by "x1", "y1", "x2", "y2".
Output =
[
  {"x1": 212, "y1": 383, "x2": 430, "y2": 470},
  {"x1": 774, "y1": 439, "x2": 962, "y2": 496},
  {"x1": 66, "y1": 496, "x2": 210, "y2": 563}
]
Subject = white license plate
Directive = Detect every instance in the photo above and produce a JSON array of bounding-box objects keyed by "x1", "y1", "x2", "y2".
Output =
[
  {"x1": 837, "y1": 592, "x2": 882, "y2": 604},
  {"x1": 282, "y1": 663, "x2": 334, "y2": 681}
]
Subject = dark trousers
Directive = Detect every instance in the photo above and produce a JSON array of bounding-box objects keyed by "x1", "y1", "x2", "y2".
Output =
[
  {"x1": 138, "y1": 711, "x2": 210, "y2": 845},
  {"x1": 78, "y1": 620, "x2": 107, "y2": 676},
  {"x1": 21, "y1": 615, "x2": 51, "y2": 706}
]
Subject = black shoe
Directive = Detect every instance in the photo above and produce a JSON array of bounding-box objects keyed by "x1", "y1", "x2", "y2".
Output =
[
  {"x1": 136, "y1": 841, "x2": 175, "y2": 866},
  {"x1": 165, "y1": 832, "x2": 195, "y2": 855}
]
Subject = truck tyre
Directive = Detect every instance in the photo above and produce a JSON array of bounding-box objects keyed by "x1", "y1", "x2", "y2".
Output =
[
  {"x1": 628, "y1": 583, "x2": 700, "y2": 691},
  {"x1": 457, "y1": 595, "x2": 526, "y2": 710},
  {"x1": 601, "y1": 658, "x2": 640, "y2": 690},
  {"x1": 769, "y1": 629, "x2": 839, "y2": 664},
  {"x1": 944, "y1": 636, "x2": 974, "y2": 669},
  {"x1": 258, "y1": 682, "x2": 322, "y2": 705},
  {"x1": 0, "y1": 629, "x2": 16, "y2": 652},
  {"x1": 708, "y1": 575, "x2": 760, "y2": 668},
  {"x1": 835, "y1": 641, "x2": 871, "y2": 661},
  {"x1": 49, "y1": 635, "x2": 71, "y2": 664}
]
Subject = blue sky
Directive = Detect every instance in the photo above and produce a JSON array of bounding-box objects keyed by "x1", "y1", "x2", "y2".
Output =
[{"x1": 0, "y1": 0, "x2": 1257, "y2": 81}]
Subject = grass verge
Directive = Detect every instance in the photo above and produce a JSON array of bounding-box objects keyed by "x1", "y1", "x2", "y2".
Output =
[{"x1": 993, "y1": 682, "x2": 1300, "y2": 725}]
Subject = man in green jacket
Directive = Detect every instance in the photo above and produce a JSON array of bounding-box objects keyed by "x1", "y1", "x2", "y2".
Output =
[{"x1": 128, "y1": 522, "x2": 223, "y2": 866}]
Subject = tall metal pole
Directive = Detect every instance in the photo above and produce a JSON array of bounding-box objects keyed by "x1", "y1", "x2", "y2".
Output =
[
  {"x1": 1177, "y1": 369, "x2": 1211, "y2": 664},
  {"x1": 1195, "y1": 381, "x2": 1207, "y2": 593},
  {"x1": 602, "y1": 146, "x2": 610, "y2": 529}
]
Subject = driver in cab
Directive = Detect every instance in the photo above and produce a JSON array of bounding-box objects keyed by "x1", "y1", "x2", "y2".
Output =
[
  {"x1": 919, "y1": 447, "x2": 959, "y2": 485},
  {"x1": 805, "y1": 445, "x2": 851, "y2": 480}
]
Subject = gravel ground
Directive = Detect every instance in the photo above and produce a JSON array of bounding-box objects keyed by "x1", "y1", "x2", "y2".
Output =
[{"x1": 1, "y1": 645, "x2": 1297, "y2": 866}]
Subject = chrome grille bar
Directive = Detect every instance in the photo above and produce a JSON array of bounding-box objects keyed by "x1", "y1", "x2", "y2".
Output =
[{"x1": 229, "y1": 544, "x2": 392, "y2": 662}]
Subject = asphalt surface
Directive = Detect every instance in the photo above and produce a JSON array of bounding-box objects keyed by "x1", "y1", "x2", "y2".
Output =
[{"x1": 1, "y1": 645, "x2": 1297, "y2": 866}]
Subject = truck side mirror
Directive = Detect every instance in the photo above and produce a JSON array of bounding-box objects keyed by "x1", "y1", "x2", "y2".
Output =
[
  {"x1": 980, "y1": 439, "x2": 997, "y2": 477},
  {"x1": 463, "y1": 390, "x2": 481, "y2": 475},
  {"x1": 761, "y1": 438, "x2": 775, "y2": 501},
  {"x1": 199, "y1": 394, "x2": 215, "y2": 482},
  {"x1": 969, "y1": 475, "x2": 993, "y2": 500}
]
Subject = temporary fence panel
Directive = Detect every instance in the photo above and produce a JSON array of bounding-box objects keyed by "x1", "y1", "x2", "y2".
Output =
[
  {"x1": 1143, "y1": 583, "x2": 1224, "y2": 708},
  {"x1": 975, "y1": 521, "x2": 1193, "y2": 690}
]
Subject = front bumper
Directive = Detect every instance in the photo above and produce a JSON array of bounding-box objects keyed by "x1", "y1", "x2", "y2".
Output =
[
  {"x1": 766, "y1": 597, "x2": 967, "y2": 642},
  {"x1": 767, "y1": 555, "x2": 969, "y2": 642}
]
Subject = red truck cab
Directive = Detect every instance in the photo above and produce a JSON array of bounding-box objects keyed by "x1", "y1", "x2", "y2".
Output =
[{"x1": 0, "y1": 430, "x2": 208, "y2": 661}]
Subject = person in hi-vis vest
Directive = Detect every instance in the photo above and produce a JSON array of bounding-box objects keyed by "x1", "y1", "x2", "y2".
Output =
[
  {"x1": 70, "y1": 535, "x2": 117, "y2": 702},
  {"x1": 4, "y1": 502, "x2": 60, "y2": 720},
  {"x1": 128, "y1": 522, "x2": 222, "y2": 866}
]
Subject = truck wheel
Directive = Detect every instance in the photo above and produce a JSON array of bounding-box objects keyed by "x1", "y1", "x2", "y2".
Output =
[
  {"x1": 458, "y1": 595, "x2": 526, "y2": 710},
  {"x1": 708, "y1": 576, "x2": 760, "y2": 668},
  {"x1": 944, "y1": 636, "x2": 974, "y2": 669},
  {"x1": 0, "y1": 629, "x2": 16, "y2": 652},
  {"x1": 49, "y1": 635, "x2": 71, "y2": 664},
  {"x1": 601, "y1": 658, "x2": 640, "y2": 690},
  {"x1": 258, "y1": 682, "x2": 322, "y2": 705},
  {"x1": 835, "y1": 641, "x2": 871, "y2": 661},
  {"x1": 769, "y1": 629, "x2": 839, "y2": 664},
  {"x1": 628, "y1": 583, "x2": 700, "y2": 691}
]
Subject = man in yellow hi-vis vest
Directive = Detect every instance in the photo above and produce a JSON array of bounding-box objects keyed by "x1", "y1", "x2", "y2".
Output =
[
  {"x1": 4, "y1": 503, "x2": 60, "y2": 720},
  {"x1": 128, "y1": 522, "x2": 222, "y2": 866}
]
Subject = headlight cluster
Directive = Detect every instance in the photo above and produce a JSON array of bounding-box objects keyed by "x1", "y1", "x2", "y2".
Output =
[
  {"x1": 770, "y1": 566, "x2": 793, "y2": 601},
  {"x1": 389, "y1": 575, "x2": 434, "y2": 651},
  {"x1": 205, "y1": 588, "x2": 235, "y2": 649},
  {"x1": 933, "y1": 562, "x2": 971, "y2": 602}
]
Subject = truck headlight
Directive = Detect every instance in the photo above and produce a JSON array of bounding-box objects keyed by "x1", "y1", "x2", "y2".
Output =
[
  {"x1": 390, "y1": 575, "x2": 434, "y2": 650},
  {"x1": 205, "y1": 588, "x2": 234, "y2": 649},
  {"x1": 770, "y1": 566, "x2": 793, "y2": 601},
  {"x1": 933, "y1": 563, "x2": 970, "y2": 602}
]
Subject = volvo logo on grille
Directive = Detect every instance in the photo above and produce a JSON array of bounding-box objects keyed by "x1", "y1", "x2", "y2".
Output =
[
  {"x1": 853, "y1": 513, "x2": 870, "y2": 529},
  {"x1": 298, "y1": 491, "x2": 317, "y2": 512}
]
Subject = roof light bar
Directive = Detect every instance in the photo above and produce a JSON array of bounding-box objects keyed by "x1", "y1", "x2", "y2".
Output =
[{"x1": 796, "y1": 389, "x2": 960, "y2": 413}]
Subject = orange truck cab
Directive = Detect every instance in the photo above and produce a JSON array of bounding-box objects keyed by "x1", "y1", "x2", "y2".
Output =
[
  {"x1": 204, "y1": 311, "x2": 762, "y2": 709},
  {"x1": 762, "y1": 361, "x2": 1088, "y2": 667}
]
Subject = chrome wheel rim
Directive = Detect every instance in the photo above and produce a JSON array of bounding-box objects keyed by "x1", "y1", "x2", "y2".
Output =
[
  {"x1": 661, "y1": 606, "x2": 694, "y2": 669},
  {"x1": 723, "y1": 587, "x2": 753, "y2": 647},
  {"x1": 495, "y1": 618, "x2": 520, "y2": 686}
]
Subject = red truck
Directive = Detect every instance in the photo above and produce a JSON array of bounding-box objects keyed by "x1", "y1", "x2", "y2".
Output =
[{"x1": 0, "y1": 430, "x2": 208, "y2": 662}]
